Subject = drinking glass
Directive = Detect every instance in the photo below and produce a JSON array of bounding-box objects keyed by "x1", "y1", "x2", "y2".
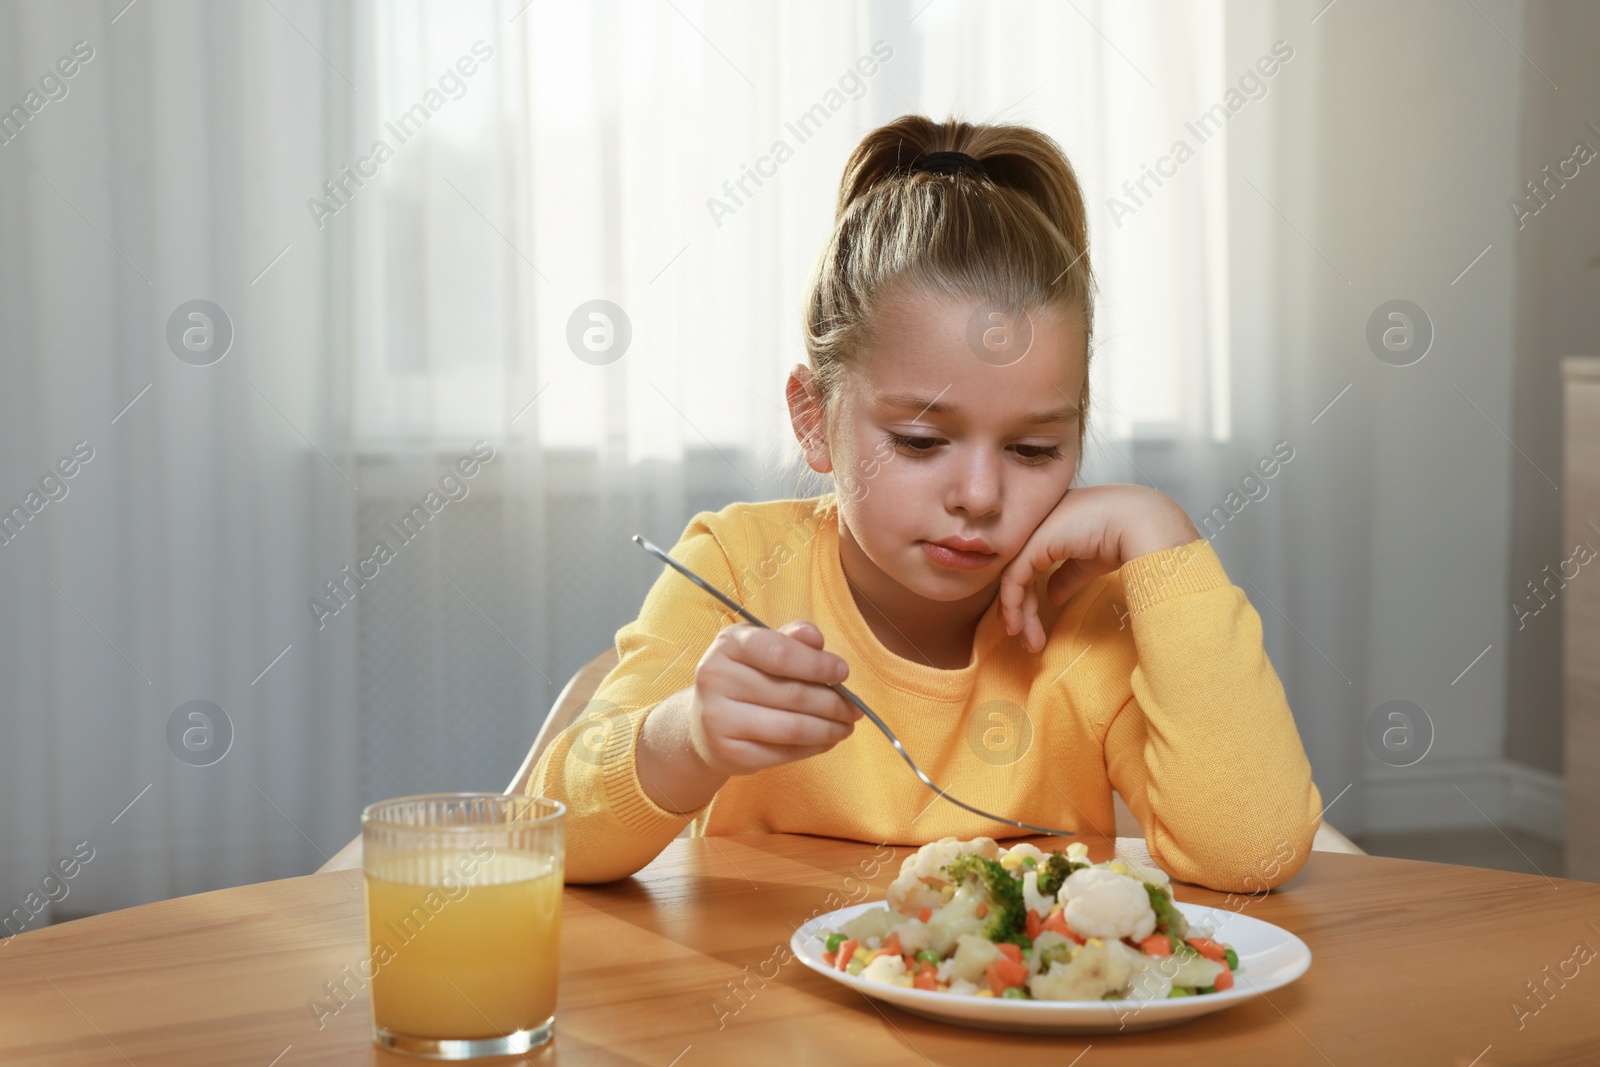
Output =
[{"x1": 361, "y1": 793, "x2": 565, "y2": 1059}]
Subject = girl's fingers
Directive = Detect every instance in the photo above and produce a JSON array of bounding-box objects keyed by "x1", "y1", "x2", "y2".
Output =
[
  {"x1": 721, "y1": 656, "x2": 858, "y2": 723},
  {"x1": 999, "y1": 558, "x2": 1038, "y2": 635},
  {"x1": 722, "y1": 622, "x2": 849, "y2": 687},
  {"x1": 1020, "y1": 580, "x2": 1040, "y2": 651},
  {"x1": 721, "y1": 701, "x2": 855, "y2": 748},
  {"x1": 1025, "y1": 610, "x2": 1047, "y2": 653}
]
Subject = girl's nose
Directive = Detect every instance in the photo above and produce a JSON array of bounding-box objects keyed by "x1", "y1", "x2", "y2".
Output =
[{"x1": 947, "y1": 445, "x2": 1002, "y2": 517}]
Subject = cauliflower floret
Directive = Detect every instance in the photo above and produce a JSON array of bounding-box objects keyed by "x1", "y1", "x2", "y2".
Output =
[
  {"x1": 887, "y1": 917, "x2": 931, "y2": 955},
  {"x1": 946, "y1": 933, "x2": 1004, "y2": 984},
  {"x1": 887, "y1": 836, "x2": 1000, "y2": 914},
  {"x1": 836, "y1": 907, "x2": 908, "y2": 944},
  {"x1": 1166, "y1": 951, "x2": 1226, "y2": 988},
  {"x1": 886, "y1": 873, "x2": 944, "y2": 917},
  {"x1": 1065, "y1": 842, "x2": 1090, "y2": 864},
  {"x1": 1028, "y1": 931, "x2": 1074, "y2": 975},
  {"x1": 859, "y1": 953, "x2": 909, "y2": 986},
  {"x1": 947, "y1": 977, "x2": 982, "y2": 996},
  {"x1": 999, "y1": 841, "x2": 1046, "y2": 872},
  {"x1": 1021, "y1": 868, "x2": 1054, "y2": 918},
  {"x1": 1059, "y1": 868, "x2": 1157, "y2": 943},
  {"x1": 1110, "y1": 939, "x2": 1174, "y2": 1001},
  {"x1": 923, "y1": 879, "x2": 989, "y2": 956},
  {"x1": 1027, "y1": 939, "x2": 1133, "y2": 1001}
]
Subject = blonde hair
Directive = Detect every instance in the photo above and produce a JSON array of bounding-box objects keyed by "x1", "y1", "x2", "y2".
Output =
[{"x1": 789, "y1": 115, "x2": 1095, "y2": 499}]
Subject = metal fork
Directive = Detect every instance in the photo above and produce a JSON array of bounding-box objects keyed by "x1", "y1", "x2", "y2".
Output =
[{"x1": 633, "y1": 535, "x2": 1076, "y2": 839}]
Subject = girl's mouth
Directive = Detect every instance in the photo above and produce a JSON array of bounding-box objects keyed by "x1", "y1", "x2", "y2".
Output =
[{"x1": 920, "y1": 541, "x2": 998, "y2": 571}]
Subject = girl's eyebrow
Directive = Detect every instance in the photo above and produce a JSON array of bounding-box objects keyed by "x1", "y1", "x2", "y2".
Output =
[{"x1": 875, "y1": 390, "x2": 1080, "y2": 425}]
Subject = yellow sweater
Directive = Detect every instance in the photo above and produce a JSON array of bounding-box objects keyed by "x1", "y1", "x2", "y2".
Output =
[{"x1": 529, "y1": 491, "x2": 1324, "y2": 893}]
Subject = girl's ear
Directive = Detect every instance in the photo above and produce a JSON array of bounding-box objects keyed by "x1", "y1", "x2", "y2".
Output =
[{"x1": 785, "y1": 364, "x2": 833, "y2": 474}]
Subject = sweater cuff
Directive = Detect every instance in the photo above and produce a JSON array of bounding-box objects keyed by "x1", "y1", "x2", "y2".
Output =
[
  {"x1": 1120, "y1": 538, "x2": 1229, "y2": 616},
  {"x1": 599, "y1": 706, "x2": 708, "y2": 838}
]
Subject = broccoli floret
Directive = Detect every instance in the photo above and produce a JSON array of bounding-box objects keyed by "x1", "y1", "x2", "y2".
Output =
[
  {"x1": 1144, "y1": 883, "x2": 1189, "y2": 941},
  {"x1": 943, "y1": 853, "x2": 1027, "y2": 943},
  {"x1": 1034, "y1": 850, "x2": 1089, "y2": 899}
]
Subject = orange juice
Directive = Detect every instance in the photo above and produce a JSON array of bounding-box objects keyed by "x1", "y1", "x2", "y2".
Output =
[{"x1": 364, "y1": 850, "x2": 561, "y2": 1040}]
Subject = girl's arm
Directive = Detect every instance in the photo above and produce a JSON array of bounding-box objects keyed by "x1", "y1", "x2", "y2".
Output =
[
  {"x1": 1091, "y1": 540, "x2": 1324, "y2": 893},
  {"x1": 528, "y1": 512, "x2": 856, "y2": 883},
  {"x1": 527, "y1": 519, "x2": 741, "y2": 883}
]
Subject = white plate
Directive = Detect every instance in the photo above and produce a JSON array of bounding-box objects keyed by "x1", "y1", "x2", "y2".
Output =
[{"x1": 791, "y1": 901, "x2": 1311, "y2": 1034}]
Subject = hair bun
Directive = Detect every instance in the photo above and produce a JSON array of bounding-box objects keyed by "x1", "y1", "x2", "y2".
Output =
[
  {"x1": 909, "y1": 150, "x2": 988, "y2": 178},
  {"x1": 835, "y1": 116, "x2": 1088, "y2": 276}
]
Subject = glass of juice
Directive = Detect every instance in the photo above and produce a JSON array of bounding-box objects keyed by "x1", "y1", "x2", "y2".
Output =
[{"x1": 361, "y1": 793, "x2": 565, "y2": 1059}]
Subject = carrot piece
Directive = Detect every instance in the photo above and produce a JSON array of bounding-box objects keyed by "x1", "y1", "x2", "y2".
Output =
[
  {"x1": 996, "y1": 942, "x2": 1023, "y2": 964},
  {"x1": 916, "y1": 960, "x2": 937, "y2": 978},
  {"x1": 985, "y1": 957, "x2": 1030, "y2": 995},
  {"x1": 1213, "y1": 966, "x2": 1234, "y2": 991},
  {"x1": 823, "y1": 950, "x2": 836, "y2": 967},
  {"x1": 880, "y1": 932, "x2": 903, "y2": 957},
  {"x1": 913, "y1": 970, "x2": 939, "y2": 991},
  {"x1": 975, "y1": 902, "x2": 988, "y2": 919},
  {"x1": 918, "y1": 906, "x2": 932, "y2": 922},
  {"x1": 1024, "y1": 908, "x2": 1043, "y2": 941},
  {"x1": 1042, "y1": 908, "x2": 1085, "y2": 944},
  {"x1": 1187, "y1": 937, "x2": 1227, "y2": 963},
  {"x1": 1139, "y1": 933, "x2": 1172, "y2": 957},
  {"x1": 836, "y1": 938, "x2": 858, "y2": 971}
]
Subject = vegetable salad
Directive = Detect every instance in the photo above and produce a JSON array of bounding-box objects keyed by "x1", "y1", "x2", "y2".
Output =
[{"x1": 818, "y1": 838, "x2": 1240, "y2": 1002}]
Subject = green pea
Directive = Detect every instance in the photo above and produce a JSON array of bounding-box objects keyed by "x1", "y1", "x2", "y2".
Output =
[
  {"x1": 1167, "y1": 986, "x2": 1192, "y2": 998},
  {"x1": 915, "y1": 949, "x2": 940, "y2": 964},
  {"x1": 1224, "y1": 947, "x2": 1239, "y2": 970},
  {"x1": 1198, "y1": 984, "x2": 1216, "y2": 995},
  {"x1": 825, "y1": 933, "x2": 846, "y2": 953},
  {"x1": 1001, "y1": 987, "x2": 1030, "y2": 999}
]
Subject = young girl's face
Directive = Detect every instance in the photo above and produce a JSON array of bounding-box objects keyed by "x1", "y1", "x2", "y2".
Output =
[{"x1": 813, "y1": 286, "x2": 1086, "y2": 604}]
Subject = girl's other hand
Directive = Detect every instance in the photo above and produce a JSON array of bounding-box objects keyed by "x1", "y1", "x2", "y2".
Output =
[
  {"x1": 997, "y1": 484, "x2": 1200, "y2": 653},
  {"x1": 688, "y1": 619, "x2": 862, "y2": 776}
]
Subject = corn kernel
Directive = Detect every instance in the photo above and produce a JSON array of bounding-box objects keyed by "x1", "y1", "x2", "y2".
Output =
[{"x1": 976, "y1": 989, "x2": 994, "y2": 998}]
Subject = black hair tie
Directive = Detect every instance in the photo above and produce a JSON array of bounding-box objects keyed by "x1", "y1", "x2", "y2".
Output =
[{"x1": 913, "y1": 150, "x2": 987, "y2": 177}]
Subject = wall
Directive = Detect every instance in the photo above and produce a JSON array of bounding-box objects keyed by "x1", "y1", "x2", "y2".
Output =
[
  {"x1": 1303, "y1": 1, "x2": 1553, "y2": 835},
  {"x1": 1505, "y1": 0, "x2": 1600, "y2": 776}
]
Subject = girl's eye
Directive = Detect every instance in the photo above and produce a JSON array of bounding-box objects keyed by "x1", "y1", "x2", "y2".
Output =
[
  {"x1": 886, "y1": 432, "x2": 940, "y2": 456},
  {"x1": 1013, "y1": 444, "x2": 1065, "y2": 464},
  {"x1": 884, "y1": 433, "x2": 1064, "y2": 464}
]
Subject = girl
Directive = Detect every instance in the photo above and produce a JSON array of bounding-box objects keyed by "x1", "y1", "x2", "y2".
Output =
[{"x1": 530, "y1": 115, "x2": 1324, "y2": 893}]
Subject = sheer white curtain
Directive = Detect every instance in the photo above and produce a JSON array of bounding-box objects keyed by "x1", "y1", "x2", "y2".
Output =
[
  {"x1": 0, "y1": 0, "x2": 359, "y2": 919},
  {"x1": 2, "y1": 0, "x2": 1357, "y2": 920},
  {"x1": 350, "y1": 0, "x2": 1237, "y2": 453}
]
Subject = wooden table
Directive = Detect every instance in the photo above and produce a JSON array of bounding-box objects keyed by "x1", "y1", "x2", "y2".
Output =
[{"x1": 1, "y1": 835, "x2": 1596, "y2": 1066}]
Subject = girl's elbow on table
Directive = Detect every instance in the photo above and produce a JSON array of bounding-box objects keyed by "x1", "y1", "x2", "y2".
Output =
[{"x1": 1160, "y1": 817, "x2": 1317, "y2": 895}]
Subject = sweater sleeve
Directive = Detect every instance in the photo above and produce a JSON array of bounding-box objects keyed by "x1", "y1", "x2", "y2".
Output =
[
  {"x1": 527, "y1": 513, "x2": 740, "y2": 883},
  {"x1": 1097, "y1": 539, "x2": 1324, "y2": 893}
]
